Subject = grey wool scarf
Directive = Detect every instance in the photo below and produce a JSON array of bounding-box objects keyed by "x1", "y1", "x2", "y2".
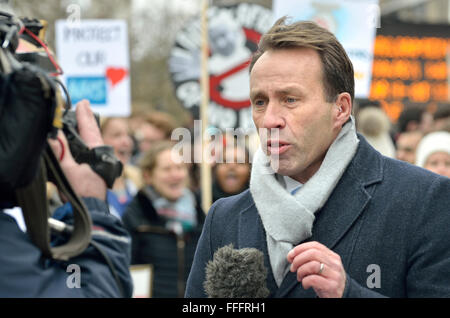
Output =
[{"x1": 249, "y1": 117, "x2": 359, "y2": 286}]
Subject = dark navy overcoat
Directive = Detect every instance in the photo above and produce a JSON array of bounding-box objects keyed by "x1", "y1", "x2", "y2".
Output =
[{"x1": 186, "y1": 136, "x2": 450, "y2": 298}]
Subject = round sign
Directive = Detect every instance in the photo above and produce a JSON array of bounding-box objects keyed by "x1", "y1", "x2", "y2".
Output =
[{"x1": 168, "y1": 3, "x2": 272, "y2": 130}]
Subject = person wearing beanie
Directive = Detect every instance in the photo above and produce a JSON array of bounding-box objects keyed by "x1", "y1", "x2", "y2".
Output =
[
  {"x1": 356, "y1": 106, "x2": 396, "y2": 158},
  {"x1": 415, "y1": 131, "x2": 450, "y2": 178}
]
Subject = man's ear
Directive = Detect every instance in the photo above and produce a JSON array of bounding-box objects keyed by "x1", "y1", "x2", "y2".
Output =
[{"x1": 334, "y1": 93, "x2": 352, "y2": 128}]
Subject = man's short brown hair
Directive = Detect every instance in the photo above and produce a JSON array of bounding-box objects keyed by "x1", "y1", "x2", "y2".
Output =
[{"x1": 249, "y1": 17, "x2": 354, "y2": 103}]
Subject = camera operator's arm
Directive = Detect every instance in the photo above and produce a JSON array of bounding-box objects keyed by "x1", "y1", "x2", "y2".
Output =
[{"x1": 48, "y1": 100, "x2": 133, "y2": 298}]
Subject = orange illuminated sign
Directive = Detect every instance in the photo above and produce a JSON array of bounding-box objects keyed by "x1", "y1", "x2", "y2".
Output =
[{"x1": 369, "y1": 33, "x2": 450, "y2": 122}]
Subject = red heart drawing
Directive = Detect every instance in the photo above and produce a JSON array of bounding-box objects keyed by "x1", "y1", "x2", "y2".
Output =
[{"x1": 106, "y1": 67, "x2": 128, "y2": 87}]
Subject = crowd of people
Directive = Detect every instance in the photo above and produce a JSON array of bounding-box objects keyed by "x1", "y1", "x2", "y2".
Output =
[
  {"x1": 356, "y1": 101, "x2": 450, "y2": 178},
  {"x1": 55, "y1": 97, "x2": 446, "y2": 298},
  {"x1": 1, "y1": 7, "x2": 449, "y2": 298},
  {"x1": 92, "y1": 109, "x2": 252, "y2": 297},
  {"x1": 3, "y1": 66, "x2": 444, "y2": 298}
]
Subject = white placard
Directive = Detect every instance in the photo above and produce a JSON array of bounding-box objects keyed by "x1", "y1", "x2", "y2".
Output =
[
  {"x1": 55, "y1": 19, "x2": 131, "y2": 117},
  {"x1": 272, "y1": 0, "x2": 379, "y2": 98},
  {"x1": 130, "y1": 264, "x2": 153, "y2": 298}
]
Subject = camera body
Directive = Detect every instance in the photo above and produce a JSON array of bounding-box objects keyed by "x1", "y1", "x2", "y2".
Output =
[{"x1": 62, "y1": 110, "x2": 123, "y2": 188}]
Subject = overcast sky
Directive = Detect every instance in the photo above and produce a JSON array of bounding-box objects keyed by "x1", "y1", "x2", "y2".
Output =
[
  {"x1": 130, "y1": 0, "x2": 203, "y2": 60},
  {"x1": 132, "y1": 0, "x2": 202, "y2": 15}
]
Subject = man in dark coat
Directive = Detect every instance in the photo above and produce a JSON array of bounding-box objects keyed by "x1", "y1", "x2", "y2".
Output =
[{"x1": 185, "y1": 18, "x2": 450, "y2": 298}]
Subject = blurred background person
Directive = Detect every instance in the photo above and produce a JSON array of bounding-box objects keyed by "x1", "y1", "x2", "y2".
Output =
[
  {"x1": 122, "y1": 141, "x2": 204, "y2": 298},
  {"x1": 395, "y1": 131, "x2": 423, "y2": 164},
  {"x1": 356, "y1": 106, "x2": 396, "y2": 158},
  {"x1": 419, "y1": 109, "x2": 435, "y2": 135},
  {"x1": 415, "y1": 131, "x2": 450, "y2": 178},
  {"x1": 101, "y1": 117, "x2": 143, "y2": 219},
  {"x1": 127, "y1": 109, "x2": 148, "y2": 160},
  {"x1": 212, "y1": 137, "x2": 251, "y2": 203},
  {"x1": 130, "y1": 111, "x2": 177, "y2": 166},
  {"x1": 396, "y1": 105, "x2": 434, "y2": 136},
  {"x1": 432, "y1": 102, "x2": 450, "y2": 132},
  {"x1": 128, "y1": 109, "x2": 147, "y2": 137}
]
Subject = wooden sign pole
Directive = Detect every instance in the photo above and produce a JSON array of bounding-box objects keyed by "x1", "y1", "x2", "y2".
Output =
[{"x1": 200, "y1": 0, "x2": 212, "y2": 213}]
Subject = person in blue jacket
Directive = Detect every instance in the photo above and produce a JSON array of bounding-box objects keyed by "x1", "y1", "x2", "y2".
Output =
[{"x1": 0, "y1": 101, "x2": 133, "y2": 297}]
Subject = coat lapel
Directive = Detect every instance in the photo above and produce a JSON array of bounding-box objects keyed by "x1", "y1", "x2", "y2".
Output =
[
  {"x1": 276, "y1": 136, "x2": 383, "y2": 298},
  {"x1": 237, "y1": 200, "x2": 279, "y2": 295}
]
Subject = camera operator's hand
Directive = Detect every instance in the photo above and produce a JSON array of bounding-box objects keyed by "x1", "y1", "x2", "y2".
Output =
[{"x1": 48, "y1": 100, "x2": 107, "y2": 200}]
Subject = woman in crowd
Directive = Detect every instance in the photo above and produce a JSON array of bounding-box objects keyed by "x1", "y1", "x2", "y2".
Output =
[
  {"x1": 122, "y1": 140, "x2": 204, "y2": 298},
  {"x1": 212, "y1": 138, "x2": 251, "y2": 202},
  {"x1": 130, "y1": 111, "x2": 177, "y2": 166},
  {"x1": 101, "y1": 117, "x2": 142, "y2": 219}
]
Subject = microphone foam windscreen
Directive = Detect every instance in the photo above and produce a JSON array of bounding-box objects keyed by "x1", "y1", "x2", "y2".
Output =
[{"x1": 204, "y1": 244, "x2": 270, "y2": 298}]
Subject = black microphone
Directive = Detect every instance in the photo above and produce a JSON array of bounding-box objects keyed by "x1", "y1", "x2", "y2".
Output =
[{"x1": 204, "y1": 244, "x2": 270, "y2": 298}]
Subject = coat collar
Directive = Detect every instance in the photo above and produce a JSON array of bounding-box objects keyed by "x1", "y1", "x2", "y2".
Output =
[
  {"x1": 311, "y1": 134, "x2": 384, "y2": 249},
  {"x1": 236, "y1": 198, "x2": 279, "y2": 296},
  {"x1": 237, "y1": 135, "x2": 384, "y2": 297}
]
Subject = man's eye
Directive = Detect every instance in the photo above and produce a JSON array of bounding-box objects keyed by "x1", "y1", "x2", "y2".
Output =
[
  {"x1": 253, "y1": 100, "x2": 265, "y2": 107},
  {"x1": 285, "y1": 97, "x2": 297, "y2": 103}
]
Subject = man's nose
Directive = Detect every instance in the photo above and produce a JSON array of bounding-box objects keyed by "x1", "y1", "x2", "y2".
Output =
[{"x1": 262, "y1": 102, "x2": 285, "y2": 129}]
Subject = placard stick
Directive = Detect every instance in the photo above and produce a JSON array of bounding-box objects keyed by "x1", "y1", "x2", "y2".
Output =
[{"x1": 200, "y1": 0, "x2": 212, "y2": 213}]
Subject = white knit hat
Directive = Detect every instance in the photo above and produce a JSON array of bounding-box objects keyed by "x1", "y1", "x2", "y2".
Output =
[
  {"x1": 415, "y1": 131, "x2": 450, "y2": 168},
  {"x1": 357, "y1": 107, "x2": 396, "y2": 158}
]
